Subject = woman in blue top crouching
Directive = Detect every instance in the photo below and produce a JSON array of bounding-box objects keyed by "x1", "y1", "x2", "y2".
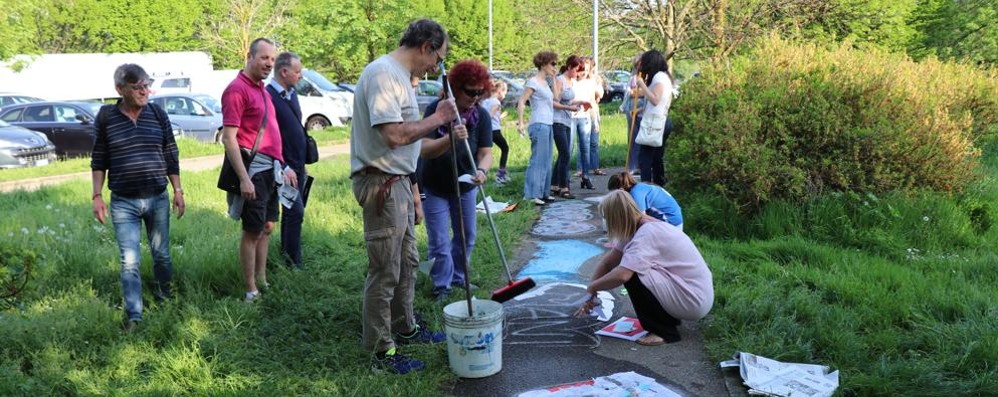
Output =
[{"x1": 608, "y1": 171, "x2": 683, "y2": 230}]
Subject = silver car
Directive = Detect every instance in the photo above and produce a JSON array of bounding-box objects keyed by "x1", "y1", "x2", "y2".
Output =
[
  {"x1": 150, "y1": 93, "x2": 224, "y2": 143},
  {"x1": 0, "y1": 119, "x2": 57, "y2": 168}
]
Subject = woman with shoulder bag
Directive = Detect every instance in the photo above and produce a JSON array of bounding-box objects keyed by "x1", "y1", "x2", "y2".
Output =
[{"x1": 634, "y1": 50, "x2": 673, "y2": 187}]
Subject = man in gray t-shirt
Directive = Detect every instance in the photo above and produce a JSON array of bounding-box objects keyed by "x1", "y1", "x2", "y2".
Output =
[{"x1": 349, "y1": 18, "x2": 461, "y2": 375}]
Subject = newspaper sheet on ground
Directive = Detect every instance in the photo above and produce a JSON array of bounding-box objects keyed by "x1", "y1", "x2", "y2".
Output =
[
  {"x1": 517, "y1": 371, "x2": 681, "y2": 397},
  {"x1": 476, "y1": 195, "x2": 511, "y2": 213},
  {"x1": 718, "y1": 352, "x2": 838, "y2": 397}
]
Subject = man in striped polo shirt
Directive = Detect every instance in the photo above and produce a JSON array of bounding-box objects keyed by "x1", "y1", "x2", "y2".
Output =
[{"x1": 91, "y1": 63, "x2": 185, "y2": 333}]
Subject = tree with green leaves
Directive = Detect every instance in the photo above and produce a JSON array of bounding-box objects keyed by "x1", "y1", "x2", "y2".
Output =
[{"x1": 908, "y1": 0, "x2": 997, "y2": 66}]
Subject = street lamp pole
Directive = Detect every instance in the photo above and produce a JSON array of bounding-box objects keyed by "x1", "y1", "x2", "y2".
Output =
[
  {"x1": 592, "y1": 0, "x2": 598, "y2": 71},
  {"x1": 489, "y1": 0, "x2": 494, "y2": 71}
]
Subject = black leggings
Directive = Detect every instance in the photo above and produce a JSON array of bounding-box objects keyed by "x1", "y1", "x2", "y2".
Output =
[
  {"x1": 638, "y1": 117, "x2": 672, "y2": 186},
  {"x1": 493, "y1": 129, "x2": 509, "y2": 169},
  {"x1": 625, "y1": 273, "x2": 681, "y2": 342}
]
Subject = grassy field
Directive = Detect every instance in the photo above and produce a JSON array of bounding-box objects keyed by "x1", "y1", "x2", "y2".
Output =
[
  {"x1": 2, "y1": 113, "x2": 996, "y2": 395},
  {"x1": 0, "y1": 127, "x2": 350, "y2": 183}
]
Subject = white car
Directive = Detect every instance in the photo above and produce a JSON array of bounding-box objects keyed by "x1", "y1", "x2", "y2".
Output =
[{"x1": 298, "y1": 68, "x2": 352, "y2": 129}]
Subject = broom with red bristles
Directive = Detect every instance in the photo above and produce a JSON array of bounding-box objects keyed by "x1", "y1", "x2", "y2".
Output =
[{"x1": 440, "y1": 62, "x2": 536, "y2": 303}]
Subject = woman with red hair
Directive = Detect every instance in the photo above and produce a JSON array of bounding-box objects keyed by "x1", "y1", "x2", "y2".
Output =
[{"x1": 417, "y1": 59, "x2": 494, "y2": 300}]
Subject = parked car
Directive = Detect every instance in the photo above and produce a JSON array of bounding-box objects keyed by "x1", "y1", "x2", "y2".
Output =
[
  {"x1": 337, "y1": 82, "x2": 356, "y2": 93},
  {"x1": 415, "y1": 80, "x2": 442, "y2": 114},
  {"x1": 0, "y1": 119, "x2": 57, "y2": 168},
  {"x1": 601, "y1": 70, "x2": 631, "y2": 103},
  {"x1": 150, "y1": 93, "x2": 224, "y2": 143},
  {"x1": 299, "y1": 68, "x2": 353, "y2": 127},
  {"x1": 0, "y1": 101, "x2": 182, "y2": 157},
  {"x1": 491, "y1": 74, "x2": 525, "y2": 109},
  {"x1": 0, "y1": 93, "x2": 44, "y2": 111}
]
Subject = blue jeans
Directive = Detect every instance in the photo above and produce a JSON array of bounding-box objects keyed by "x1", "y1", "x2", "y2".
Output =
[
  {"x1": 552, "y1": 123, "x2": 572, "y2": 189},
  {"x1": 281, "y1": 169, "x2": 306, "y2": 267},
  {"x1": 572, "y1": 116, "x2": 592, "y2": 175},
  {"x1": 589, "y1": 118, "x2": 600, "y2": 171},
  {"x1": 523, "y1": 123, "x2": 553, "y2": 199},
  {"x1": 110, "y1": 190, "x2": 173, "y2": 322},
  {"x1": 424, "y1": 186, "x2": 478, "y2": 292}
]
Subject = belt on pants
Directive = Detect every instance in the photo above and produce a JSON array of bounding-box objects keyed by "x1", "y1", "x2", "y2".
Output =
[{"x1": 355, "y1": 166, "x2": 406, "y2": 216}]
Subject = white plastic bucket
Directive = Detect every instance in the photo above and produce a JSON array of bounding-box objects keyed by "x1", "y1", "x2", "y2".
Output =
[{"x1": 442, "y1": 299, "x2": 504, "y2": 378}]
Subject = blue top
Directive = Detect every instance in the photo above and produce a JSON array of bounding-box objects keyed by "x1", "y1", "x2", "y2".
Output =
[
  {"x1": 525, "y1": 76, "x2": 553, "y2": 126},
  {"x1": 552, "y1": 75, "x2": 575, "y2": 126},
  {"x1": 481, "y1": 97, "x2": 502, "y2": 131},
  {"x1": 630, "y1": 183, "x2": 683, "y2": 226}
]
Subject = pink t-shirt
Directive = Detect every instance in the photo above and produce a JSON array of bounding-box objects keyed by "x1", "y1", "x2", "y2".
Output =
[
  {"x1": 221, "y1": 71, "x2": 283, "y2": 163},
  {"x1": 617, "y1": 219, "x2": 714, "y2": 320}
]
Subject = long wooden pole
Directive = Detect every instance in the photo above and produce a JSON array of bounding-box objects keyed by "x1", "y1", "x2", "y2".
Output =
[{"x1": 624, "y1": 73, "x2": 642, "y2": 170}]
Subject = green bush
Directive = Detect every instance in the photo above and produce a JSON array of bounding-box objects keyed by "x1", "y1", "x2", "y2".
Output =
[{"x1": 671, "y1": 35, "x2": 998, "y2": 211}]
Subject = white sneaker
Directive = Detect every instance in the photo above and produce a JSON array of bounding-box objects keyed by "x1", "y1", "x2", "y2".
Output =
[
  {"x1": 531, "y1": 198, "x2": 546, "y2": 206},
  {"x1": 245, "y1": 290, "x2": 260, "y2": 302}
]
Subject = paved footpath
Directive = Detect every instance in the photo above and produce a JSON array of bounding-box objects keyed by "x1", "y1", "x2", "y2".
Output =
[
  {"x1": 451, "y1": 171, "x2": 728, "y2": 396},
  {"x1": 0, "y1": 144, "x2": 350, "y2": 193}
]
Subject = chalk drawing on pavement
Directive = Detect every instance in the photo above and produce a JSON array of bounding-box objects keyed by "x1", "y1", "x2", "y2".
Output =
[
  {"x1": 533, "y1": 202, "x2": 598, "y2": 236},
  {"x1": 504, "y1": 283, "x2": 615, "y2": 347},
  {"x1": 517, "y1": 240, "x2": 604, "y2": 282}
]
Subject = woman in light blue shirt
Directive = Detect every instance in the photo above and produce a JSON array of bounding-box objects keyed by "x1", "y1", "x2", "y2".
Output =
[
  {"x1": 608, "y1": 171, "x2": 683, "y2": 229},
  {"x1": 517, "y1": 51, "x2": 559, "y2": 206}
]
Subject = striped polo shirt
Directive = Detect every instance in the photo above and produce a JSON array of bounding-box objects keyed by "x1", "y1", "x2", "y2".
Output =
[{"x1": 90, "y1": 102, "x2": 180, "y2": 198}]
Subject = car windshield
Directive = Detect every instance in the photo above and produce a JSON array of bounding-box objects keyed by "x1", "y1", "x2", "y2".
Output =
[
  {"x1": 193, "y1": 94, "x2": 222, "y2": 113},
  {"x1": 302, "y1": 69, "x2": 342, "y2": 92},
  {"x1": 83, "y1": 103, "x2": 102, "y2": 116}
]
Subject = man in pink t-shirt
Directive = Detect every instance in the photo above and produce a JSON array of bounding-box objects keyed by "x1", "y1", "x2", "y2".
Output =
[
  {"x1": 578, "y1": 191, "x2": 714, "y2": 346},
  {"x1": 220, "y1": 37, "x2": 297, "y2": 302}
]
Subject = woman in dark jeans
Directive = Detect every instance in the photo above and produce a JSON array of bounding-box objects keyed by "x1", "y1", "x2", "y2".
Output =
[
  {"x1": 550, "y1": 55, "x2": 585, "y2": 198},
  {"x1": 635, "y1": 50, "x2": 674, "y2": 187}
]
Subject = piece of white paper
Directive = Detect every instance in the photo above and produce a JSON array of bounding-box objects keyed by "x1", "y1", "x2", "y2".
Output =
[
  {"x1": 731, "y1": 352, "x2": 839, "y2": 397},
  {"x1": 476, "y1": 196, "x2": 509, "y2": 213}
]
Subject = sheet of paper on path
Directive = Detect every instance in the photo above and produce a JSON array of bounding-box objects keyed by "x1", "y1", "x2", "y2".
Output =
[
  {"x1": 719, "y1": 352, "x2": 839, "y2": 397},
  {"x1": 517, "y1": 371, "x2": 681, "y2": 397}
]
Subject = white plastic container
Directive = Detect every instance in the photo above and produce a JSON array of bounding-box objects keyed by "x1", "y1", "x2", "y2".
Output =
[{"x1": 442, "y1": 300, "x2": 504, "y2": 378}]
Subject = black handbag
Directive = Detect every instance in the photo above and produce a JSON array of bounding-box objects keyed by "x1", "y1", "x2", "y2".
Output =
[
  {"x1": 304, "y1": 133, "x2": 319, "y2": 164},
  {"x1": 217, "y1": 90, "x2": 269, "y2": 192}
]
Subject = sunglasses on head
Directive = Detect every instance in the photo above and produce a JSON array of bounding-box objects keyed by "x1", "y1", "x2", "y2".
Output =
[{"x1": 462, "y1": 87, "x2": 485, "y2": 97}]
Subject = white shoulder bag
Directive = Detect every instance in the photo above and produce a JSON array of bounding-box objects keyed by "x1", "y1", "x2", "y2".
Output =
[{"x1": 635, "y1": 112, "x2": 667, "y2": 147}]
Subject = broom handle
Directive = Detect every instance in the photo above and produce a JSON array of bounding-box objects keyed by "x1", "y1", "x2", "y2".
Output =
[
  {"x1": 441, "y1": 65, "x2": 474, "y2": 315},
  {"x1": 625, "y1": 73, "x2": 642, "y2": 170},
  {"x1": 438, "y1": 67, "x2": 516, "y2": 284},
  {"x1": 461, "y1": 139, "x2": 514, "y2": 283}
]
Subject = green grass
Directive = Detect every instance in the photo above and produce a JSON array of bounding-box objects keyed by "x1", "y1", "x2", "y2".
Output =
[
  {"x1": 2, "y1": 113, "x2": 997, "y2": 395},
  {"x1": 0, "y1": 127, "x2": 349, "y2": 183}
]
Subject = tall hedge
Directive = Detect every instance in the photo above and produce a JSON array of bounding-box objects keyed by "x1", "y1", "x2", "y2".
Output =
[{"x1": 670, "y1": 36, "x2": 998, "y2": 211}]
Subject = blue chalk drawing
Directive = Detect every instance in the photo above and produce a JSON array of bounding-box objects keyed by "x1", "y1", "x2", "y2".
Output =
[{"x1": 518, "y1": 239, "x2": 604, "y2": 282}]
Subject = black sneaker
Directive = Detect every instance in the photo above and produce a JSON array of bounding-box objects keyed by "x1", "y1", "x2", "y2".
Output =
[
  {"x1": 372, "y1": 348, "x2": 426, "y2": 375},
  {"x1": 396, "y1": 324, "x2": 446, "y2": 345}
]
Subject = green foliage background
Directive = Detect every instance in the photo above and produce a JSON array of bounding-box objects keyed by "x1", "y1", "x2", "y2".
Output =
[
  {"x1": 670, "y1": 36, "x2": 997, "y2": 211},
  {"x1": 1, "y1": 0, "x2": 994, "y2": 79}
]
